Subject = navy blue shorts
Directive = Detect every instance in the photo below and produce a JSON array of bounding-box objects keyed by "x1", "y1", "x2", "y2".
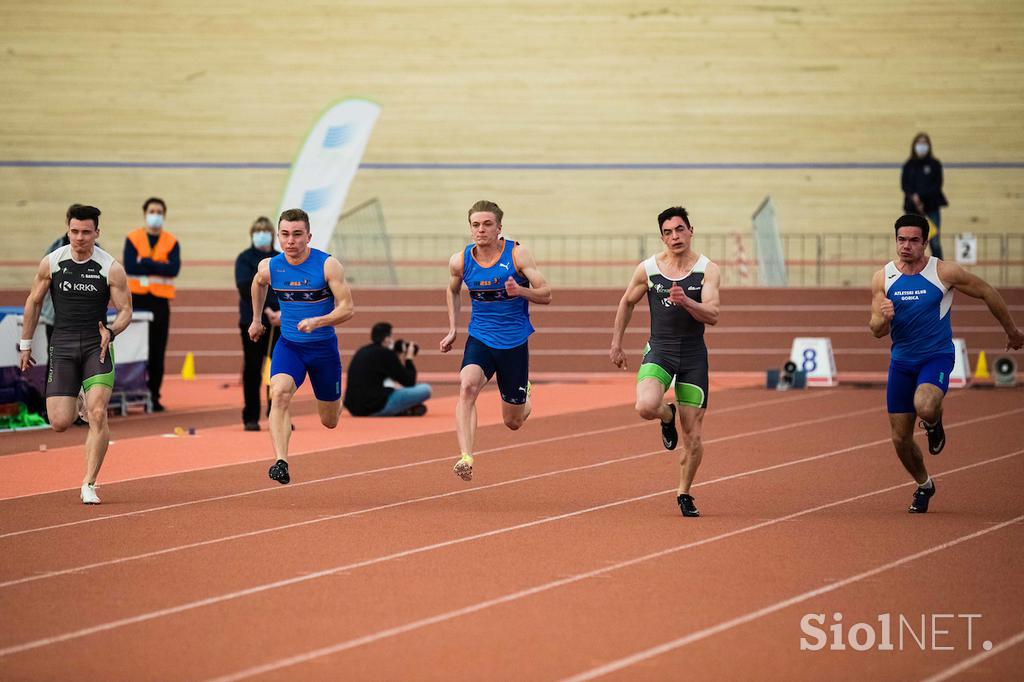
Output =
[
  {"x1": 461, "y1": 335, "x2": 530, "y2": 405},
  {"x1": 270, "y1": 336, "x2": 342, "y2": 402},
  {"x1": 887, "y1": 353, "x2": 955, "y2": 413}
]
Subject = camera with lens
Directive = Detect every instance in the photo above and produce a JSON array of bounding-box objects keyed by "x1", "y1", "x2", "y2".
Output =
[{"x1": 393, "y1": 339, "x2": 419, "y2": 357}]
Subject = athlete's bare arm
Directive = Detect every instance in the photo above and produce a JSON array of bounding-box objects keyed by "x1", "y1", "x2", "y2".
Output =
[
  {"x1": 869, "y1": 269, "x2": 894, "y2": 338},
  {"x1": 297, "y1": 256, "x2": 354, "y2": 333},
  {"x1": 19, "y1": 258, "x2": 52, "y2": 372},
  {"x1": 610, "y1": 263, "x2": 649, "y2": 370},
  {"x1": 669, "y1": 262, "x2": 721, "y2": 325},
  {"x1": 100, "y1": 263, "x2": 134, "y2": 363},
  {"x1": 505, "y1": 244, "x2": 552, "y2": 305},
  {"x1": 248, "y1": 258, "x2": 272, "y2": 342},
  {"x1": 440, "y1": 251, "x2": 464, "y2": 353},
  {"x1": 938, "y1": 261, "x2": 1023, "y2": 349}
]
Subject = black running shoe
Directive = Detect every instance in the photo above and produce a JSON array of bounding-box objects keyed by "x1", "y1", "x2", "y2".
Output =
[
  {"x1": 268, "y1": 459, "x2": 290, "y2": 485},
  {"x1": 921, "y1": 418, "x2": 945, "y2": 455},
  {"x1": 677, "y1": 493, "x2": 700, "y2": 517},
  {"x1": 908, "y1": 482, "x2": 935, "y2": 513},
  {"x1": 661, "y1": 403, "x2": 678, "y2": 451}
]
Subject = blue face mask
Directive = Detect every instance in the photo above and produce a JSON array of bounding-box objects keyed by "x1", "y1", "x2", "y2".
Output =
[
  {"x1": 252, "y1": 231, "x2": 273, "y2": 249},
  {"x1": 146, "y1": 213, "x2": 164, "y2": 229}
]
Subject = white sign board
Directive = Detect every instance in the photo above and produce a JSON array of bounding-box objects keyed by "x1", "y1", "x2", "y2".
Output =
[
  {"x1": 954, "y1": 233, "x2": 977, "y2": 265},
  {"x1": 789, "y1": 337, "x2": 837, "y2": 386},
  {"x1": 949, "y1": 337, "x2": 970, "y2": 388}
]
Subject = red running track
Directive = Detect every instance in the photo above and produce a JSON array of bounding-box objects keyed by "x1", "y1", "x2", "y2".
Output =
[{"x1": 1, "y1": 382, "x2": 1023, "y2": 680}]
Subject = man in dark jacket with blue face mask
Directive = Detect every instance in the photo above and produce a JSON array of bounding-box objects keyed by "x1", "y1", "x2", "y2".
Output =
[
  {"x1": 235, "y1": 216, "x2": 280, "y2": 430},
  {"x1": 901, "y1": 132, "x2": 948, "y2": 259}
]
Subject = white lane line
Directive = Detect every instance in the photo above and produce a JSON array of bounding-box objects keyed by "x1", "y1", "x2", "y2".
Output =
[
  {"x1": 561, "y1": 513, "x2": 1024, "y2": 681},
  {"x1": 0, "y1": 391, "x2": 827, "y2": 537},
  {"x1": 1, "y1": 399, "x2": 878, "y2": 587},
  {"x1": 208, "y1": 451, "x2": 1024, "y2": 682},
  {"x1": 920, "y1": 630, "x2": 1024, "y2": 682},
  {"x1": 2, "y1": 418, "x2": 1018, "y2": 660}
]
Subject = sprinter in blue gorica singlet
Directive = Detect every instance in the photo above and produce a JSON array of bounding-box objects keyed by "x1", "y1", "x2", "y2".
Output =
[
  {"x1": 249, "y1": 208, "x2": 355, "y2": 485},
  {"x1": 440, "y1": 201, "x2": 552, "y2": 482},
  {"x1": 871, "y1": 214, "x2": 1023, "y2": 514}
]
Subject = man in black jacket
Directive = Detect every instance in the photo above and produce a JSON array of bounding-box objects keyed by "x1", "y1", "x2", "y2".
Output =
[
  {"x1": 235, "y1": 217, "x2": 280, "y2": 430},
  {"x1": 344, "y1": 322, "x2": 431, "y2": 416},
  {"x1": 901, "y1": 132, "x2": 948, "y2": 260}
]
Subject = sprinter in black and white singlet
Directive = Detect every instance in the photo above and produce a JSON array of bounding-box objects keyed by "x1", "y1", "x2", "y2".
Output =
[
  {"x1": 610, "y1": 207, "x2": 721, "y2": 517},
  {"x1": 19, "y1": 205, "x2": 133, "y2": 505}
]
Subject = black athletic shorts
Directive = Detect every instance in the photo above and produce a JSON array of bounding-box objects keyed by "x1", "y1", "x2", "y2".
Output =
[
  {"x1": 638, "y1": 341, "x2": 709, "y2": 409},
  {"x1": 461, "y1": 335, "x2": 530, "y2": 405},
  {"x1": 47, "y1": 328, "x2": 115, "y2": 397}
]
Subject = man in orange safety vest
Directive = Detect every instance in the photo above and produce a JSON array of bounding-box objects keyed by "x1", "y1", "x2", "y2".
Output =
[{"x1": 123, "y1": 197, "x2": 181, "y2": 412}]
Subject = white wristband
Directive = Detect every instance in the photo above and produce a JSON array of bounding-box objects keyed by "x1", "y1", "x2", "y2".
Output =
[{"x1": 19, "y1": 339, "x2": 32, "y2": 351}]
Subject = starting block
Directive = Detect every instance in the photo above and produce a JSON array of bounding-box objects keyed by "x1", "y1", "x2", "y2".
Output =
[{"x1": 789, "y1": 337, "x2": 837, "y2": 386}]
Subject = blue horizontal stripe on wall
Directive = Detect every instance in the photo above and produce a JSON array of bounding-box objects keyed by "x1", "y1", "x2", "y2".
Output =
[{"x1": 1, "y1": 160, "x2": 1023, "y2": 170}]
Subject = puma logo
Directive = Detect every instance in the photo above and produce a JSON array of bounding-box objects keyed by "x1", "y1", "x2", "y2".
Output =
[{"x1": 498, "y1": 263, "x2": 509, "y2": 270}]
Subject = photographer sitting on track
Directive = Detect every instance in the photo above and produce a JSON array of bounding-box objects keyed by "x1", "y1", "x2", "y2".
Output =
[{"x1": 343, "y1": 322, "x2": 432, "y2": 416}]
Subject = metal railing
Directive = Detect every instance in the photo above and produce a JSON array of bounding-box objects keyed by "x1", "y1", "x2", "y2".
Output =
[{"x1": 332, "y1": 213, "x2": 1023, "y2": 288}]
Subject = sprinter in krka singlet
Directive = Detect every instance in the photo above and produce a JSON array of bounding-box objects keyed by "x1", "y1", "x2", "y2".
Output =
[
  {"x1": 249, "y1": 208, "x2": 355, "y2": 485},
  {"x1": 870, "y1": 214, "x2": 1023, "y2": 513},
  {"x1": 440, "y1": 200, "x2": 552, "y2": 482},
  {"x1": 19, "y1": 204, "x2": 133, "y2": 504},
  {"x1": 610, "y1": 207, "x2": 721, "y2": 518}
]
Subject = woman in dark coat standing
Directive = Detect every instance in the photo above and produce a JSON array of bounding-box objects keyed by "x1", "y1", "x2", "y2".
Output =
[
  {"x1": 901, "y1": 132, "x2": 949, "y2": 259},
  {"x1": 235, "y1": 216, "x2": 280, "y2": 430}
]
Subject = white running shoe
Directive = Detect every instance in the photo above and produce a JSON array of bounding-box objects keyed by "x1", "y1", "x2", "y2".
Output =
[
  {"x1": 76, "y1": 390, "x2": 89, "y2": 424},
  {"x1": 80, "y1": 483, "x2": 100, "y2": 505}
]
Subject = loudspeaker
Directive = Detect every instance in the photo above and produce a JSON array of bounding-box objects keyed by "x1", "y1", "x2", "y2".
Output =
[
  {"x1": 993, "y1": 356, "x2": 1017, "y2": 387},
  {"x1": 766, "y1": 364, "x2": 806, "y2": 390}
]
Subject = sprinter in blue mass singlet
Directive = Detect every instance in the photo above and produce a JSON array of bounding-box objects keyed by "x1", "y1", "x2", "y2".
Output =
[
  {"x1": 440, "y1": 201, "x2": 552, "y2": 482},
  {"x1": 269, "y1": 247, "x2": 342, "y2": 400},
  {"x1": 249, "y1": 209, "x2": 355, "y2": 485}
]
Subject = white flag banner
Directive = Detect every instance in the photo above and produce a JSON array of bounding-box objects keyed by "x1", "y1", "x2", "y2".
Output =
[{"x1": 277, "y1": 99, "x2": 381, "y2": 253}]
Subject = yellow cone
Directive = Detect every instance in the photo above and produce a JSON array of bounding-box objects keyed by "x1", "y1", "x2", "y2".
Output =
[
  {"x1": 180, "y1": 351, "x2": 196, "y2": 381},
  {"x1": 974, "y1": 351, "x2": 989, "y2": 379}
]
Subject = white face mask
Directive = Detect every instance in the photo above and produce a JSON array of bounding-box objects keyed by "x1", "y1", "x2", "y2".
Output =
[
  {"x1": 252, "y1": 231, "x2": 273, "y2": 249},
  {"x1": 146, "y1": 213, "x2": 164, "y2": 229},
  {"x1": 914, "y1": 143, "x2": 930, "y2": 157}
]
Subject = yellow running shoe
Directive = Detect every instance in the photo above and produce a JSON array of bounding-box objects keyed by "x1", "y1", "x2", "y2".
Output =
[{"x1": 453, "y1": 453, "x2": 474, "y2": 481}]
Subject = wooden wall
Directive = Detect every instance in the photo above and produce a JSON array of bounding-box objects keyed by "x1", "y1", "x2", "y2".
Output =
[{"x1": 1, "y1": 1, "x2": 1021, "y2": 287}]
